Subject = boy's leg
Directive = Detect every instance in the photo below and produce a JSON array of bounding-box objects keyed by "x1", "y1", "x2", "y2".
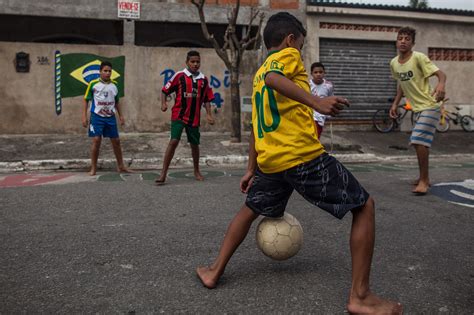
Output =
[
  {"x1": 155, "y1": 139, "x2": 179, "y2": 184},
  {"x1": 90, "y1": 136, "x2": 102, "y2": 176},
  {"x1": 110, "y1": 137, "x2": 130, "y2": 173},
  {"x1": 190, "y1": 144, "x2": 203, "y2": 181},
  {"x1": 197, "y1": 169, "x2": 292, "y2": 289},
  {"x1": 413, "y1": 144, "x2": 430, "y2": 194},
  {"x1": 347, "y1": 197, "x2": 402, "y2": 314},
  {"x1": 156, "y1": 121, "x2": 184, "y2": 185},
  {"x1": 288, "y1": 155, "x2": 401, "y2": 313},
  {"x1": 410, "y1": 109, "x2": 439, "y2": 194},
  {"x1": 196, "y1": 204, "x2": 259, "y2": 289},
  {"x1": 186, "y1": 125, "x2": 203, "y2": 181}
]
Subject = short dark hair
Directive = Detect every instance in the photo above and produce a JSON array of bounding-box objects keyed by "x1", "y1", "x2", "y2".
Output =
[
  {"x1": 398, "y1": 26, "x2": 416, "y2": 43},
  {"x1": 186, "y1": 50, "x2": 200, "y2": 61},
  {"x1": 100, "y1": 61, "x2": 112, "y2": 70},
  {"x1": 263, "y1": 12, "x2": 307, "y2": 49},
  {"x1": 311, "y1": 62, "x2": 325, "y2": 72}
]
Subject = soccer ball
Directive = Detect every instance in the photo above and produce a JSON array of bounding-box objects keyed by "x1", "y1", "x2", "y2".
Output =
[{"x1": 256, "y1": 212, "x2": 303, "y2": 261}]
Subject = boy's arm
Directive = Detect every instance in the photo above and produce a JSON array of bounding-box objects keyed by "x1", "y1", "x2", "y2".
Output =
[
  {"x1": 115, "y1": 100, "x2": 125, "y2": 126},
  {"x1": 389, "y1": 84, "x2": 404, "y2": 119},
  {"x1": 265, "y1": 72, "x2": 348, "y2": 116},
  {"x1": 431, "y1": 70, "x2": 447, "y2": 102},
  {"x1": 82, "y1": 99, "x2": 89, "y2": 128},
  {"x1": 240, "y1": 128, "x2": 257, "y2": 193},
  {"x1": 161, "y1": 92, "x2": 168, "y2": 112},
  {"x1": 204, "y1": 102, "x2": 215, "y2": 125},
  {"x1": 83, "y1": 82, "x2": 94, "y2": 128}
]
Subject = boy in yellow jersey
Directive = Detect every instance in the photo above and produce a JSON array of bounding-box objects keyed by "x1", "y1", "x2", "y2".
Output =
[
  {"x1": 197, "y1": 12, "x2": 402, "y2": 314},
  {"x1": 390, "y1": 27, "x2": 446, "y2": 195}
]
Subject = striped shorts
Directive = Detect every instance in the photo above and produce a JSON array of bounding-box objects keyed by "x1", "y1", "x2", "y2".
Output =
[{"x1": 410, "y1": 108, "x2": 441, "y2": 148}]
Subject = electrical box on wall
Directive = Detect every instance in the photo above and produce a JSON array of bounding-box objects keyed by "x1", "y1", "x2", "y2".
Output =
[{"x1": 15, "y1": 52, "x2": 30, "y2": 73}]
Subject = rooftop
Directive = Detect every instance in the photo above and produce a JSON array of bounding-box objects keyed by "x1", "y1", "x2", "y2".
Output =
[{"x1": 307, "y1": 0, "x2": 474, "y2": 16}]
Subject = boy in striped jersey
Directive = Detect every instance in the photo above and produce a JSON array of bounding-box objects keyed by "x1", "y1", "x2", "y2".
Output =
[
  {"x1": 82, "y1": 61, "x2": 130, "y2": 176},
  {"x1": 156, "y1": 51, "x2": 215, "y2": 185},
  {"x1": 389, "y1": 27, "x2": 447, "y2": 195}
]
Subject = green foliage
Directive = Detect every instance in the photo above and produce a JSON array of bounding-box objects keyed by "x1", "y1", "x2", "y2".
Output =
[{"x1": 409, "y1": 0, "x2": 429, "y2": 9}]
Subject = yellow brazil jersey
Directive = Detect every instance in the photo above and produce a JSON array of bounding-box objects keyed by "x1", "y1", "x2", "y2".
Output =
[
  {"x1": 252, "y1": 47, "x2": 325, "y2": 174},
  {"x1": 390, "y1": 51, "x2": 440, "y2": 112}
]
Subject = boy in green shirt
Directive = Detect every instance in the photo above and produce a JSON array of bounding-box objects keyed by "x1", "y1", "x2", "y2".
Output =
[{"x1": 390, "y1": 27, "x2": 446, "y2": 195}]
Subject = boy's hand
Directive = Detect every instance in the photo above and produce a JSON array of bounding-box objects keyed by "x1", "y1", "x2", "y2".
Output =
[
  {"x1": 161, "y1": 103, "x2": 168, "y2": 112},
  {"x1": 240, "y1": 171, "x2": 255, "y2": 193},
  {"x1": 389, "y1": 104, "x2": 399, "y2": 119},
  {"x1": 82, "y1": 116, "x2": 88, "y2": 128},
  {"x1": 432, "y1": 83, "x2": 446, "y2": 102},
  {"x1": 313, "y1": 96, "x2": 349, "y2": 116},
  {"x1": 119, "y1": 115, "x2": 125, "y2": 126},
  {"x1": 206, "y1": 114, "x2": 215, "y2": 125}
]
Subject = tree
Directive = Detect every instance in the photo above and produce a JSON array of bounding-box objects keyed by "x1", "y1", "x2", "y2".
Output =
[
  {"x1": 191, "y1": 0, "x2": 264, "y2": 142},
  {"x1": 409, "y1": 0, "x2": 429, "y2": 9}
]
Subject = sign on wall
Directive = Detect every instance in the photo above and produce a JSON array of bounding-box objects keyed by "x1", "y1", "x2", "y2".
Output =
[{"x1": 118, "y1": 0, "x2": 140, "y2": 19}]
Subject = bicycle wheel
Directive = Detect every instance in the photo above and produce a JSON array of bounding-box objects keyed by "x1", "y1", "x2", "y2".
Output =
[
  {"x1": 373, "y1": 109, "x2": 394, "y2": 133},
  {"x1": 436, "y1": 116, "x2": 450, "y2": 133},
  {"x1": 461, "y1": 115, "x2": 474, "y2": 132}
]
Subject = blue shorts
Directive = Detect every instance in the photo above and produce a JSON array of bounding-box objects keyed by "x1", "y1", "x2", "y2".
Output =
[
  {"x1": 410, "y1": 109, "x2": 440, "y2": 148},
  {"x1": 245, "y1": 153, "x2": 370, "y2": 220},
  {"x1": 89, "y1": 113, "x2": 119, "y2": 138}
]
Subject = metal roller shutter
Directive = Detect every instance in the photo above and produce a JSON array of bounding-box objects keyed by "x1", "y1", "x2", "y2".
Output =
[{"x1": 319, "y1": 38, "x2": 397, "y2": 122}]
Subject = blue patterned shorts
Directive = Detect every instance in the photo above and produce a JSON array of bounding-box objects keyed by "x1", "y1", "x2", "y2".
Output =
[
  {"x1": 410, "y1": 109, "x2": 441, "y2": 148},
  {"x1": 245, "y1": 153, "x2": 370, "y2": 219}
]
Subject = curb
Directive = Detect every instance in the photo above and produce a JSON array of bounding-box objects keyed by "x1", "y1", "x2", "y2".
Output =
[{"x1": 0, "y1": 153, "x2": 472, "y2": 173}]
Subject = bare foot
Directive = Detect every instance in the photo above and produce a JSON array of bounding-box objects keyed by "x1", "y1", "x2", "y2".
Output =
[
  {"x1": 412, "y1": 181, "x2": 430, "y2": 195},
  {"x1": 412, "y1": 179, "x2": 431, "y2": 187},
  {"x1": 155, "y1": 176, "x2": 166, "y2": 186},
  {"x1": 89, "y1": 169, "x2": 97, "y2": 176},
  {"x1": 118, "y1": 167, "x2": 133, "y2": 173},
  {"x1": 347, "y1": 292, "x2": 403, "y2": 314},
  {"x1": 196, "y1": 266, "x2": 220, "y2": 289},
  {"x1": 194, "y1": 172, "x2": 204, "y2": 181}
]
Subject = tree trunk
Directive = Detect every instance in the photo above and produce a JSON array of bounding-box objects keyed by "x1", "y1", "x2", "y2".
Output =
[{"x1": 230, "y1": 68, "x2": 241, "y2": 142}]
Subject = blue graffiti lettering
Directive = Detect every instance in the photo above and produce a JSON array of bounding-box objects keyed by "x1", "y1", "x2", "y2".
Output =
[
  {"x1": 160, "y1": 69, "x2": 175, "y2": 86},
  {"x1": 212, "y1": 92, "x2": 224, "y2": 108},
  {"x1": 210, "y1": 75, "x2": 221, "y2": 89},
  {"x1": 224, "y1": 70, "x2": 230, "y2": 88}
]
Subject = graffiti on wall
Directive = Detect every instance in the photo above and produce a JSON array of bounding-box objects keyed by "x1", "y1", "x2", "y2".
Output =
[{"x1": 160, "y1": 68, "x2": 230, "y2": 110}]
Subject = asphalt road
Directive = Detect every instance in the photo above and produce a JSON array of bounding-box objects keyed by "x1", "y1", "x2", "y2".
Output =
[{"x1": 1, "y1": 163, "x2": 473, "y2": 313}]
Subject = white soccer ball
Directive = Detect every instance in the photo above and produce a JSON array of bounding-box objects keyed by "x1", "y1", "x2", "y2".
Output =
[{"x1": 256, "y1": 212, "x2": 303, "y2": 261}]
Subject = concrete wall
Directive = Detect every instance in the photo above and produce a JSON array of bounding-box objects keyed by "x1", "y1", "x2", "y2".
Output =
[
  {"x1": 0, "y1": 0, "x2": 305, "y2": 134},
  {"x1": 0, "y1": 42, "x2": 258, "y2": 134},
  {"x1": 305, "y1": 6, "x2": 474, "y2": 117}
]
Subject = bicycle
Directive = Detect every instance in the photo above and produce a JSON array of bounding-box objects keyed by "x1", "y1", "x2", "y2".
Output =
[
  {"x1": 436, "y1": 103, "x2": 474, "y2": 132},
  {"x1": 373, "y1": 100, "x2": 413, "y2": 133}
]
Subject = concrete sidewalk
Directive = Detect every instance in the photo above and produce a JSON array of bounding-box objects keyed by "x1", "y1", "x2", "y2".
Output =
[{"x1": 0, "y1": 129, "x2": 473, "y2": 172}]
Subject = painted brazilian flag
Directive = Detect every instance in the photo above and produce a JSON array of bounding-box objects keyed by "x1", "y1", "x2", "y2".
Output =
[{"x1": 54, "y1": 51, "x2": 125, "y2": 115}]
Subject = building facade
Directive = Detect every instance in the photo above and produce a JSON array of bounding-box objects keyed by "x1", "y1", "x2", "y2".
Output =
[
  {"x1": 305, "y1": 1, "x2": 474, "y2": 129},
  {"x1": 0, "y1": 0, "x2": 472, "y2": 134}
]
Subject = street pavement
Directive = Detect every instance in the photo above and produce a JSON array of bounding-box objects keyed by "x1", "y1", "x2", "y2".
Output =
[
  {"x1": 0, "y1": 129, "x2": 473, "y2": 172},
  {"x1": 0, "y1": 163, "x2": 473, "y2": 313},
  {"x1": 1, "y1": 130, "x2": 473, "y2": 313}
]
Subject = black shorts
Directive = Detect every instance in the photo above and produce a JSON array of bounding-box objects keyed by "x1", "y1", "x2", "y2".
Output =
[{"x1": 245, "y1": 153, "x2": 370, "y2": 219}]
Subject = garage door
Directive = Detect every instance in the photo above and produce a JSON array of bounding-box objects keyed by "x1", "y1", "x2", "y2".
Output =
[{"x1": 319, "y1": 38, "x2": 397, "y2": 121}]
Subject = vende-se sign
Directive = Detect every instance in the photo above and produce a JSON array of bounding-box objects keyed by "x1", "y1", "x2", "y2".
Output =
[{"x1": 118, "y1": 0, "x2": 140, "y2": 19}]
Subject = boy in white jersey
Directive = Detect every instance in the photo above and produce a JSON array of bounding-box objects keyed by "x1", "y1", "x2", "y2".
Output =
[
  {"x1": 389, "y1": 27, "x2": 446, "y2": 195},
  {"x1": 196, "y1": 12, "x2": 402, "y2": 315},
  {"x1": 310, "y1": 62, "x2": 334, "y2": 138},
  {"x1": 82, "y1": 61, "x2": 130, "y2": 176}
]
